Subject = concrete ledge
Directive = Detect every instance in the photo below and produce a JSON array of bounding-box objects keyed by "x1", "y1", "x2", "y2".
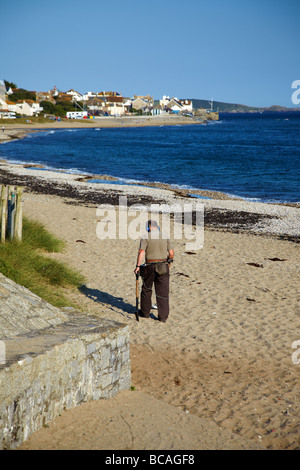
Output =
[{"x1": 0, "y1": 313, "x2": 131, "y2": 449}]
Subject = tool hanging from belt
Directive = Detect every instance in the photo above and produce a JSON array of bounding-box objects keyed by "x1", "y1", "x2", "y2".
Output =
[
  {"x1": 135, "y1": 272, "x2": 140, "y2": 322},
  {"x1": 139, "y1": 258, "x2": 173, "y2": 277}
]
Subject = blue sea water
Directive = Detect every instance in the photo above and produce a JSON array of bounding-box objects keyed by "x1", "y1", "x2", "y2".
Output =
[{"x1": 1, "y1": 112, "x2": 299, "y2": 203}]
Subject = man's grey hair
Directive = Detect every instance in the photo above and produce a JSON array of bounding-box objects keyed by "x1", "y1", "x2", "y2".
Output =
[{"x1": 147, "y1": 220, "x2": 159, "y2": 229}]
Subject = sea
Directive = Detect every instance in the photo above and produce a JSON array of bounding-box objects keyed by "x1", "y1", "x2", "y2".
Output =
[{"x1": 1, "y1": 112, "x2": 300, "y2": 204}]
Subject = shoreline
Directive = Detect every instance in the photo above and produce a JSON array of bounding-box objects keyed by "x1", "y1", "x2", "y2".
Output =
[
  {"x1": 1, "y1": 117, "x2": 299, "y2": 209},
  {"x1": 0, "y1": 115, "x2": 205, "y2": 144}
]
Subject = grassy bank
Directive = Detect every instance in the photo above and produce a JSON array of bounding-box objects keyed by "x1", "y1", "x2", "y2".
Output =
[
  {"x1": 0, "y1": 116, "x2": 70, "y2": 125},
  {"x1": 0, "y1": 217, "x2": 84, "y2": 308}
]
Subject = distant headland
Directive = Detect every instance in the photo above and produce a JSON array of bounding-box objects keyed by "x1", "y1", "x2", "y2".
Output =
[{"x1": 191, "y1": 98, "x2": 300, "y2": 114}]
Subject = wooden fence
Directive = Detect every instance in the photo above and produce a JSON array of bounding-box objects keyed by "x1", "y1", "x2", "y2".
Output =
[{"x1": 0, "y1": 185, "x2": 23, "y2": 243}]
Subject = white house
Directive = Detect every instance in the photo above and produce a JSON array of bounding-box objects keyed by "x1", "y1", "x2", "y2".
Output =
[
  {"x1": 166, "y1": 98, "x2": 182, "y2": 114},
  {"x1": 66, "y1": 89, "x2": 83, "y2": 101},
  {"x1": 159, "y1": 96, "x2": 193, "y2": 114},
  {"x1": 159, "y1": 95, "x2": 171, "y2": 108},
  {"x1": 0, "y1": 97, "x2": 7, "y2": 110},
  {"x1": 104, "y1": 96, "x2": 126, "y2": 116},
  {"x1": 82, "y1": 91, "x2": 97, "y2": 101},
  {"x1": 86, "y1": 97, "x2": 105, "y2": 113},
  {"x1": 0, "y1": 87, "x2": 17, "y2": 117},
  {"x1": 8, "y1": 100, "x2": 43, "y2": 116},
  {"x1": 49, "y1": 86, "x2": 58, "y2": 97},
  {"x1": 179, "y1": 99, "x2": 193, "y2": 113},
  {"x1": 85, "y1": 96, "x2": 127, "y2": 116},
  {"x1": 0, "y1": 110, "x2": 16, "y2": 119}
]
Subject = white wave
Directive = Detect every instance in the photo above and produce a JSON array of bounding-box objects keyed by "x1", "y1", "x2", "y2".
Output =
[
  {"x1": 42, "y1": 130, "x2": 55, "y2": 135},
  {"x1": 207, "y1": 120, "x2": 223, "y2": 125}
]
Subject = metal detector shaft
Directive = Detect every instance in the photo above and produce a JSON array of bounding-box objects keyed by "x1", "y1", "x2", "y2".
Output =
[{"x1": 135, "y1": 272, "x2": 140, "y2": 322}]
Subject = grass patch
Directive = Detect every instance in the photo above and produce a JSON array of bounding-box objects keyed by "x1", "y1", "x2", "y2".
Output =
[{"x1": 0, "y1": 216, "x2": 85, "y2": 308}]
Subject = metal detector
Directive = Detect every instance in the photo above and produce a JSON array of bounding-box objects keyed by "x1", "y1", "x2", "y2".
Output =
[{"x1": 135, "y1": 272, "x2": 140, "y2": 322}]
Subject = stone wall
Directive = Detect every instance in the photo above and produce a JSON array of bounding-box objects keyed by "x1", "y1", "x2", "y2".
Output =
[
  {"x1": 194, "y1": 109, "x2": 219, "y2": 121},
  {"x1": 0, "y1": 273, "x2": 131, "y2": 450}
]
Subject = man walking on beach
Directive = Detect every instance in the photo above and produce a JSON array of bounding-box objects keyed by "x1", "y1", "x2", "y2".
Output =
[{"x1": 134, "y1": 220, "x2": 174, "y2": 322}]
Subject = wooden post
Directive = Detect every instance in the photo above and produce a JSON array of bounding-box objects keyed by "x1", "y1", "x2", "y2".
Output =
[
  {"x1": 0, "y1": 184, "x2": 2, "y2": 235},
  {"x1": 7, "y1": 187, "x2": 13, "y2": 240},
  {"x1": 0, "y1": 185, "x2": 2, "y2": 242},
  {"x1": 15, "y1": 187, "x2": 23, "y2": 242},
  {"x1": 0, "y1": 185, "x2": 23, "y2": 243},
  {"x1": 7, "y1": 187, "x2": 16, "y2": 240},
  {"x1": 1, "y1": 186, "x2": 8, "y2": 244}
]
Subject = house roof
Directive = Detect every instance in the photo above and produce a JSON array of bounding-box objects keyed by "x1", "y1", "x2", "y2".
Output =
[
  {"x1": 167, "y1": 99, "x2": 182, "y2": 108},
  {"x1": 16, "y1": 99, "x2": 34, "y2": 104},
  {"x1": 133, "y1": 94, "x2": 153, "y2": 100},
  {"x1": 57, "y1": 93, "x2": 73, "y2": 101},
  {"x1": 105, "y1": 96, "x2": 123, "y2": 103},
  {"x1": 67, "y1": 89, "x2": 82, "y2": 95},
  {"x1": 132, "y1": 97, "x2": 147, "y2": 104},
  {"x1": 86, "y1": 97, "x2": 105, "y2": 104},
  {"x1": 179, "y1": 99, "x2": 192, "y2": 105},
  {"x1": 15, "y1": 99, "x2": 40, "y2": 106}
]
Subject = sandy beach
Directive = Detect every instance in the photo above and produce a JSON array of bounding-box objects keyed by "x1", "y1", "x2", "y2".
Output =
[{"x1": 1, "y1": 157, "x2": 299, "y2": 450}]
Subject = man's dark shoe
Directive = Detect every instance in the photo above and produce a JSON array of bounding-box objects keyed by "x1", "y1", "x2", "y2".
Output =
[
  {"x1": 139, "y1": 310, "x2": 150, "y2": 318},
  {"x1": 158, "y1": 317, "x2": 166, "y2": 323}
]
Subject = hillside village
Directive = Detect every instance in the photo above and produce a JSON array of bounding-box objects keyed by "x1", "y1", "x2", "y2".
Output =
[{"x1": 0, "y1": 80, "x2": 203, "y2": 120}]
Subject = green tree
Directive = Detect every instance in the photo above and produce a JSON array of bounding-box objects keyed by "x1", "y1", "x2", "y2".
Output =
[
  {"x1": 8, "y1": 88, "x2": 36, "y2": 103},
  {"x1": 40, "y1": 100, "x2": 57, "y2": 115},
  {"x1": 4, "y1": 80, "x2": 17, "y2": 89},
  {"x1": 41, "y1": 99, "x2": 83, "y2": 117}
]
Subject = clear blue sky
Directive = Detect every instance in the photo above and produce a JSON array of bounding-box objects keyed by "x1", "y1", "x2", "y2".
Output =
[{"x1": 1, "y1": 0, "x2": 299, "y2": 107}]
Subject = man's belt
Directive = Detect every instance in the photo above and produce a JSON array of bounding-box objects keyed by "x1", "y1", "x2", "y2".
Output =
[{"x1": 146, "y1": 259, "x2": 167, "y2": 263}]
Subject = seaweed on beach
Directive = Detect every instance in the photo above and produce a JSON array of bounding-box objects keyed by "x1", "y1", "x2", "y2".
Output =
[
  {"x1": 177, "y1": 208, "x2": 300, "y2": 243},
  {"x1": 1, "y1": 167, "x2": 299, "y2": 243},
  {"x1": 175, "y1": 207, "x2": 276, "y2": 230},
  {"x1": 0, "y1": 168, "x2": 167, "y2": 207},
  {"x1": 200, "y1": 207, "x2": 276, "y2": 228}
]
